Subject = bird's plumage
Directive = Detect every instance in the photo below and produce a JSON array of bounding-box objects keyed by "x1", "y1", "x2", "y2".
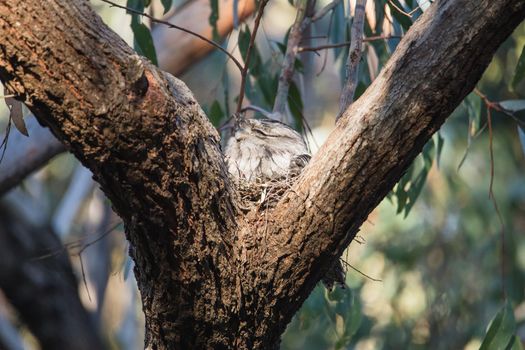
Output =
[{"x1": 224, "y1": 116, "x2": 345, "y2": 290}]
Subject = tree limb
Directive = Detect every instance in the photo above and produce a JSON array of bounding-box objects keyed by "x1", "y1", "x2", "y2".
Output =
[
  {"x1": 338, "y1": 0, "x2": 367, "y2": 119},
  {"x1": 0, "y1": 0, "x2": 256, "y2": 195},
  {"x1": 0, "y1": 116, "x2": 64, "y2": 196}
]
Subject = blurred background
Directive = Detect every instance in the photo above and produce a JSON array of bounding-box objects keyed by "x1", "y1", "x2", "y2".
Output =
[{"x1": 0, "y1": 0, "x2": 524, "y2": 349}]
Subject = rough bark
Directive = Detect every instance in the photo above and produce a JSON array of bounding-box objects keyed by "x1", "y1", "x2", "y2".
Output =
[
  {"x1": 0, "y1": 203, "x2": 104, "y2": 350},
  {"x1": 0, "y1": 0, "x2": 524, "y2": 349}
]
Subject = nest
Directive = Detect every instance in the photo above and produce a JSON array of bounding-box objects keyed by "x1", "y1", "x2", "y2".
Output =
[{"x1": 235, "y1": 176, "x2": 295, "y2": 211}]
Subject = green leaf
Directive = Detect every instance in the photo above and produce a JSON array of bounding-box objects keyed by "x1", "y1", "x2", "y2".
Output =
[
  {"x1": 508, "y1": 336, "x2": 524, "y2": 350},
  {"x1": 126, "y1": 0, "x2": 145, "y2": 12},
  {"x1": 208, "y1": 100, "x2": 225, "y2": 127},
  {"x1": 130, "y1": 16, "x2": 158, "y2": 66},
  {"x1": 512, "y1": 45, "x2": 525, "y2": 91},
  {"x1": 256, "y1": 73, "x2": 278, "y2": 107},
  {"x1": 434, "y1": 131, "x2": 444, "y2": 168},
  {"x1": 161, "y1": 0, "x2": 172, "y2": 14},
  {"x1": 464, "y1": 93, "x2": 483, "y2": 135},
  {"x1": 331, "y1": 0, "x2": 347, "y2": 59},
  {"x1": 518, "y1": 126, "x2": 525, "y2": 160},
  {"x1": 238, "y1": 27, "x2": 262, "y2": 75},
  {"x1": 209, "y1": 0, "x2": 220, "y2": 42},
  {"x1": 499, "y1": 100, "x2": 525, "y2": 112},
  {"x1": 386, "y1": 0, "x2": 413, "y2": 31},
  {"x1": 288, "y1": 81, "x2": 304, "y2": 132},
  {"x1": 479, "y1": 301, "x2": 516, "y2": 350}
]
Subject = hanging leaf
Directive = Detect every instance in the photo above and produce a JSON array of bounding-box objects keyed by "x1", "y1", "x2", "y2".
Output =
[
  {"x1": 238, "y1": 27, "x2": 262, "y2": 75},
  {"x1": 518, "y1": 126, "x2": 525, "y2": 160},
  {"x1": 434, "y1": 131, "x2": 444, "y2": 168},
  {"x1": 126, "y1": 0, "x2": 158, "y2": 65},
  {"x1": 386, "y1": 0, "x2": 413, "y2": 31},
  {"x1": 288, "y1": 81, "x2": 303, "y2": 132},
  {"x1": 126, "y1": 0, "x2": 145, "y2": 12},
  {"x1": 209, "y1": 0, "x2": 220, "y2": 42},
  {"x1": 161, "y1": 0, "x2": 172, "y2": 14},
  {"x1": 512, "y1": 45, "x2": 525, "y2": 91},
  {"x1": 464, "y1": 93, "x2": 483, "y2": 135},
  {"x1": 130, "y1": 16, "x2": 158, "y2": 66},
  {"x1": 499, "y1": 99, "x2": 525, "y2": 112},
  {"x1": 331, "y1": 0, "x2": 347, "y2": 60},
  {"x1": 5, "y1": 97, "x2": 28, "y2": 136},
  {"x1": 208, "y1": 100, "x2": 225, "y2": 127},
  {"x1": 479, "y1": 301, "x2": 516, "y2": 350}
]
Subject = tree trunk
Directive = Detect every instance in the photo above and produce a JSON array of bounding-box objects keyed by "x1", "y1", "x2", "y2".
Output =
[{"x1": 0, "y1": 0, "x2": 524, "y2": 348}]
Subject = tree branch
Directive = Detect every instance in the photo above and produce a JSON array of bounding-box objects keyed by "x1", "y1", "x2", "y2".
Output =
[
  {"x1": 154, "y1": 0, "x2": 256, "y2": 75},
  {"x1": 236, "y1": 0, "x2": 270, "y2": 113},
  {"x1": 0, "y1": 116, "x2": 64, "y2": 196},
  {"x1": 272, "y1": 0, "x2": 314, "y2": 118},
  {"x1": 298, "y1": 35, "x2": 401, "y2": 52},
  {"x1": 0, "y1": 0, "x2": 256, "y2": 195},
  {"x1": 338, "y1": 0, "x2": 367, "y2": 119},
  {"x1": 255, "y1": 0, "x2": 525, "y2": 340}
]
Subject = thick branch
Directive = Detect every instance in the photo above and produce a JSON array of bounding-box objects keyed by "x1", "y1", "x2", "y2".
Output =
[
  {"x1": 250, "y1": 0, "x2": 525, "y2": 341},
  {"x1": 0, "y1": 1, "x2": 238, "y2": 348}
]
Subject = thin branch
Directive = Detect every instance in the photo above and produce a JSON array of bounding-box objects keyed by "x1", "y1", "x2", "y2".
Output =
[
  {"x1": 312, "y1": 0, "x2": 341, "y2": 22},
  {"x1": 298, "y1": 35, "x2": 402, "y2": 52},
  {"x1": 235, "y1": 0, "x2": 271, "y2": 113},
  {"x1": 473, "y1": 88, "x2": 507, "y2": 299},
  {"x1": 337, "y1": 0, "x2": 367, "y2": 120},
  {"x1": 272, "y1": 0, "x2": 314, "y2": 118},
  {"x1": 387, "y1": 0, "x2": 420, "y2": 18},
  {"x1": 341, "y1": 260, "x2": 382, "y2": 282},
  {"x1": 99, "y1": 0, "x2": 244, "y2": 72}
]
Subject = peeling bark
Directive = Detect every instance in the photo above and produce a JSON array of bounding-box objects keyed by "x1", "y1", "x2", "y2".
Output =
[{"x1": 0, "y1": 0, "x2": 524, "y2": 348}]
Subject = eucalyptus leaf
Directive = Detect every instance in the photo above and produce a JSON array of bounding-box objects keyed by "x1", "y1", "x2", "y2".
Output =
[
  {"x1": 479, "y1": 301, "x2": 516, "y2": 350},
  {"x1": 512, "y1": 45, "x2": 525, "y2": 91},
  {"x1": 288, "y1": 81, "x2": 304, "y2": 132},
  {"x1": 161, "y1": 0, "x2": 172, "y2": 14},
  {"x1": 499, "y1": 99, "x2": 525, "y2": 112},
  {"x1": 208, "y1": 100, "x2": 225, "y2": 127},
  {"x1": 518, "y1": 126, "x2": 525, "y2": 160},
  {"x1": 386, "y1": 0, "x2": 412, "y2": 31},
  {"x1": 209, "y1": 0, "x2": 220, "y2": 41},
  {"x1": 130, "y1": 16, "x2": 158, "y2": 66}
]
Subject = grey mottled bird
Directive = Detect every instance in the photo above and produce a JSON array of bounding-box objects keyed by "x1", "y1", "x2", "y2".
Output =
[
  {"x1": 224, "y1": 117, "x2": 310, "y2": 183},
  {"x1": 224, "y1": 115, "x2": 345, "y2": 290}
]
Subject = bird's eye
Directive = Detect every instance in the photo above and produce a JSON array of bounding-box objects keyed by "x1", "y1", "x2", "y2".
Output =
[{"x1": 253, "y1": 128, "x2": 268, "y2": 137}]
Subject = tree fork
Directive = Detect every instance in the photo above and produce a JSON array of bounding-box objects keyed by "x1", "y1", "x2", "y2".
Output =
[{"x1": 0, "y1": 0, "x2": 524, "y2": 349}]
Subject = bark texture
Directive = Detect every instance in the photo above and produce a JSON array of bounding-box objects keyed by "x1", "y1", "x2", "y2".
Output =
[
  {"x1": 0, "y1": 0, "x2": 524, "y2": 349},
  {"x1": 0, "y1": 203, "x2": 104, "y2": 350}
]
